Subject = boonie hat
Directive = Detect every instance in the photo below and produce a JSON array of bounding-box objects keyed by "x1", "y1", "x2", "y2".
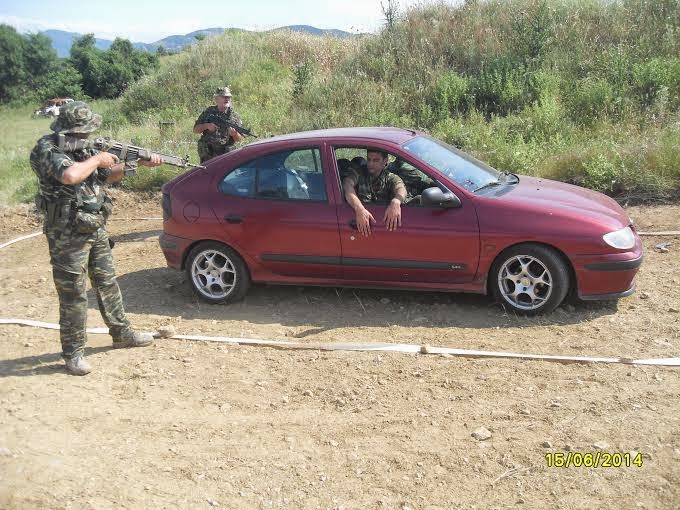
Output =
[
  {"x1": 50, "y1": 101, "x2": 102, "y2": 134},
  {"x1": 214, "y1": 86, "x2": 232, "y2": 97}
]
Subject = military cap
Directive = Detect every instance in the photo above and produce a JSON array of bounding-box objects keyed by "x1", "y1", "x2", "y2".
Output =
[
  {"x1": 50, "y1": 101, "x2": 102, "y2": 134},
  {"x1": 214, "y1": 86, "x2": 232, "y2": 97}
]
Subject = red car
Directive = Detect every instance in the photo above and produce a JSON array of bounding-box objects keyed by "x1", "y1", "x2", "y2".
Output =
[{"x1": 159, "y1": 127, "x2": 642, "y2": 315}]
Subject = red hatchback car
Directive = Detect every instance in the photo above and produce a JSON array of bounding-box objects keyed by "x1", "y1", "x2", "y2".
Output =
[{"x1": 159, "y1": 127, "x2": 643, "y2": 315}]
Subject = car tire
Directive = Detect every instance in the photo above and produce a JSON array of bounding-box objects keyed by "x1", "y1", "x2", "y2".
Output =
[
  {"x1": 185, "y1": 242, "x2": 250, "y2": 304},
  {"x1": 490, "y1": 243, "x2": 570, "y2": 315}
]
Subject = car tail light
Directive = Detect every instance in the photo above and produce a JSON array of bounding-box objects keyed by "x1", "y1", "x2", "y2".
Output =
[{"x1": 162, "y1": 193, "x2": 171, "y2": 221}]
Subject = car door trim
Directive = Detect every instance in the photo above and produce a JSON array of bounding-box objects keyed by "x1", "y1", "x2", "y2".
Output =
[{"x1": 262, "y1": 254, "x2": 466, "y2": 270}]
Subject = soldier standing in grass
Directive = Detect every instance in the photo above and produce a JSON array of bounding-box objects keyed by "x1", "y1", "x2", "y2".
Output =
[
  {"x1": 30, "y1": 101, "x2": 162, "y2": 376},
  {"x1": 193, "y1": 86, "x2": 244, "y2": 163}
]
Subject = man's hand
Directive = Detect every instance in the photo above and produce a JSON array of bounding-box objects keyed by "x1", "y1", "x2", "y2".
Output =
[
  {"x1": 356, "y1": 208, "x2": 376, "y2": 236},
  {"x1": 98, "y1": 152, "x2": 119, "y2": 168},
  {"x1": 139, "y1": 153, "x2": 163, "y2": 167},
  {"x1": 384, "y1": 199, "x2": 402, "y2": 232},
  {"x1": 228, "y1": 127, "x2": 244, "y2": 142}
]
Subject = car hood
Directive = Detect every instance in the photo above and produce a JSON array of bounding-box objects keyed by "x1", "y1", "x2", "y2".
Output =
[{"x1": 493, "y1": 176, "x2": 631, "y2": 230}]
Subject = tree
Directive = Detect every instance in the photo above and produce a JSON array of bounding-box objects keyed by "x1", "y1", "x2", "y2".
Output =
[
  {"x1": 69, "y1": 33, "x2": 103, "y2": 97},
  {"x1": 39, "y1": 61, "x2": 83, "y2": 99},
  {"x1": 0, "y1": 24, "x2": 26, "y2": 101},
  {"x1": 23, "y1": 33, "x2": 58, "y2": 92}
]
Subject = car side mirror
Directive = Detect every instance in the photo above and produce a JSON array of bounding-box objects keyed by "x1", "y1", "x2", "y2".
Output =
[{"x1": 421, "y1": 187, "x2": 461, "y2": 208}]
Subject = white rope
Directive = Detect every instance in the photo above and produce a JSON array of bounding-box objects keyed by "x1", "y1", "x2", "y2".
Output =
[
  {"x1": 0, "y1": 230, "x2": 42, "y2": 250},
  {"x1": 637, "y1": 231, "x2": 680, "y2": 236},
  {"x1": 1, "y1": 319, "x2": 678, "y2": 367},
  {"x1": 0, "y1": 220, "x2": 162, "y2": 250}
]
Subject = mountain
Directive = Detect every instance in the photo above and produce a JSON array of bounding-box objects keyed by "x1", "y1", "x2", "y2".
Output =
[
  {"x1": 271, "y1": 25, "x2": 354, "y2": 38},
  {"x1": 40, "y1": 26, "x2": 355, "y2": 58}
]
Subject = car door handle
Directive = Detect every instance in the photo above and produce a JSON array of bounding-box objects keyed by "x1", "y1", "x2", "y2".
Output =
[
  {"x1": 349, "y1": 219, "x2": 358, "y2": 230},
  {"x1": 224, "y1": 214, "x2": 242, "y2": 224}
]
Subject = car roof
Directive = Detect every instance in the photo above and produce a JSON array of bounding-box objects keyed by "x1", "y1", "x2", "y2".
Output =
[{"x1": 249, "y1": 127, "x2": 420, "y2": 146}]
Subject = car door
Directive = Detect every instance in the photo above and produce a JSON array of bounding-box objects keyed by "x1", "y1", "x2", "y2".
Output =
[
  {"x1": 335, "y1": 153, "x2": 480, "y2": 284},
  {"x1": 212, "y1": 146, "x2": 343, "y2": 279}
]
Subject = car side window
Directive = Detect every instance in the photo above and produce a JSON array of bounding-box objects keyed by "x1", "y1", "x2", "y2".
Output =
[
  {"x1": 219, "y1": 148, "x2": 326, "y2": 201},
  {"x1": 219, "y1": 166, "x2": 256, "y2": 197}
]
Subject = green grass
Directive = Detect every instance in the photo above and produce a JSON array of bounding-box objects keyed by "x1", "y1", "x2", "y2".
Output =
[{"x1": 0, "y1": 104, "x2": 51, "y2": 204}]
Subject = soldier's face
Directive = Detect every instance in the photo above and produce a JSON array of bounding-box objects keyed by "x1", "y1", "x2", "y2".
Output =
[
  {"x1": 215, "y1": 95, "x2": 232, "y2": 111},
  {"x1": 366, "y1": 152, "x2": 387, "y2": 175}
]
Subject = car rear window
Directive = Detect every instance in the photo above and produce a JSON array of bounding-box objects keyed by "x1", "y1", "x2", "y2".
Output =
[{"x1": 218, "y1": 148, "x2": 326, "y2": 201}]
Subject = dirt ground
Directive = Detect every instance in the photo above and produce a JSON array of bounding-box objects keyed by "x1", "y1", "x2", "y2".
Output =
[{"x1": 0, "y1": 191, "x2": 678, "y2": 510}]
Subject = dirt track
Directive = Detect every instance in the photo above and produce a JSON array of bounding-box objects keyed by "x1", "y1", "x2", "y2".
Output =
[{"x1": 1, "y1": 192, "x2": 679, "y2": 509}]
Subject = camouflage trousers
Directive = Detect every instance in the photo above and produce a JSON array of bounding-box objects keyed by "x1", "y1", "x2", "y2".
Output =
[
  {"x1": 197, "y1": 138, "x2": 234, "y2": 163},
  {"x1": 46, "y1": 226, "x2": 130, "y2": 359}
]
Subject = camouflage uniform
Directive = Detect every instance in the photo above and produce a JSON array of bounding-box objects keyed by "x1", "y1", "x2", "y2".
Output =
[
  {"x1": 194, "y1": 106, "x2": 243, "y2": 163},
  {"x1": 388, "y1": 159, "x2": 436, "y2": 203},
  {"x1": 347, "y1": 165, "x2": 405, "y2": 203},
  {"x1": 30, "y1": 102, "x2": 135, "y2": 361}
]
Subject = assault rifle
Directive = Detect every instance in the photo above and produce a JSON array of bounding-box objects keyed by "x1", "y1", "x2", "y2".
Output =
[
  {"x1": 57, "y1": 134, "x2": 205, "y2": 176},
  {"x1": 204, "y1": 111, "x2": 257, "y2": 139}
]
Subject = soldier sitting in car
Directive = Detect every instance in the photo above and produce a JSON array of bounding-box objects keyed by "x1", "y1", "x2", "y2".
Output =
[{"x1": 342, "y1": 149, "x2": 407, "y2": 237}]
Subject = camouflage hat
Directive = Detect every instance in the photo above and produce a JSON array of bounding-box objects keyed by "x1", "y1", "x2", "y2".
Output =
[
  {"x1": 214, "y1": 86, "x2": 232, "y2": 97},
  {"x1": 50, "y1": 101, "x2": 102, "y2": 134}
]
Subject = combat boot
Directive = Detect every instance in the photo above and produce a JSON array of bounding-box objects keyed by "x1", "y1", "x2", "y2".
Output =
[
  {"x1": 64, "y1": 355, "x2": 92, "y2": 376},
  {"x1": 112, "y1": 330, "x2": 153, "y2": 349}
]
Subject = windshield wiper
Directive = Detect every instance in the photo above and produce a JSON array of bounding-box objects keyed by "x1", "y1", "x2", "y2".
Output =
[{"x1": 473, "y1": 180, "x2": 503, "y2": 192}]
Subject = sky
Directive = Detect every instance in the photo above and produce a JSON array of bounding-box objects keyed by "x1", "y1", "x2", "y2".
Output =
[{"x1": 0, "y1": 0, "x2": 441, "y2": 43}]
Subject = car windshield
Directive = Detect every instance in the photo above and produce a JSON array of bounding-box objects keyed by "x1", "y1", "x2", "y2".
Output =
[{"x1": 402, "y1": 136, "x2": 502, "y2": 192}]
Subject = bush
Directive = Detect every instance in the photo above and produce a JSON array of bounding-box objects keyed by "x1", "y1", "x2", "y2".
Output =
[
  {"x1": 427, "y1": 71, "x2": 470, "y2": 122},
  {"x1": 470, "y1": 59, "x2": 529, "y2": 117},
  {"x1": 566, "y1": 78, "x2": 616, "y2": 126}
]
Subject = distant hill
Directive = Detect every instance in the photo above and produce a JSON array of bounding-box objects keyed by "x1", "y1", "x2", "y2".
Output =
[
  {"x1": 40, "y1": 26, "x2": 355, "y2": 58},
  {"x1": 271, "y1": 25, "x2": 355, "y2": 38}
]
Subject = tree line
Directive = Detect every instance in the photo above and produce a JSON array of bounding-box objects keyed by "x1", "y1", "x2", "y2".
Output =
[{"x1": 0, "y1": 24, "x2": 159, "y2": 104}]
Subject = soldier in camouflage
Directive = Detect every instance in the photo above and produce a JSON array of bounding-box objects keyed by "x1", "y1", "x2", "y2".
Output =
[
  {"x1": 30, "y1": 101, "x2": 162, "y2": 376},
  {"x1": 388, "y1": 158, "x2": 436, "y2": 204},
  {"x1": 342, "y1": 149, "x2": 407, "y2": 236},
  {"x1": 193, "y1": 86, "x2": 244, "y2": 163}
]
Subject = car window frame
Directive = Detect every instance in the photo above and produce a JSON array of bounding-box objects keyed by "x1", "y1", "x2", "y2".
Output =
[{"x1": 331, "y1": 144, "x2": 453, "y2": 208}]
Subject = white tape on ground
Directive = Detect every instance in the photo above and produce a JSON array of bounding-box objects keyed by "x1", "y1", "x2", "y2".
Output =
[
  {"x1": 1, "y1": 318, "x2": 678, "y2": 367},
  {"x1": 0, "y1": 220, "x2": 162, "y2": 250},
  {"x1": 637, "y1": 231, "x2": 680, "y2": 236},
  {"x1": 0, "y1": 230, "x2": 42, "y2": 250}
]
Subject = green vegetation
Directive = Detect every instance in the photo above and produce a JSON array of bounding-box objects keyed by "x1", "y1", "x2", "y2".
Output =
[
  {"x1": 1, "y1": 0, "x2": 678, "y2": 205},
  {"x1": 0, "y1": 25, "x2": 159, "y2": 103}
]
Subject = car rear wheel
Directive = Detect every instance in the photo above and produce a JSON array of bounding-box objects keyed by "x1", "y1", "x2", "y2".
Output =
[
  {"x1": 185, "y1": 242, "x2": 250, "y2": 304},
  {"x1": 490, "y1": 243, "x2": 570, "y2": 315}
]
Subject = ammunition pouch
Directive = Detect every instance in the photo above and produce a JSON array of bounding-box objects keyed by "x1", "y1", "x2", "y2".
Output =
[
  {"x1": 74, "y1": 209, "x2": 105, "y2": 234},
  {"x1": 73, "y1": 194, "x2": 111, "y2": 234},
  {"x1": 43, "y1": 201, "x2": 72, "y2": 231}
]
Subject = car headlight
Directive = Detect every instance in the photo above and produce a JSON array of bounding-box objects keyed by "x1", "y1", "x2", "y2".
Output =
[{"x1": 603, "y1": 226, "x2": 636, "y2": 249}]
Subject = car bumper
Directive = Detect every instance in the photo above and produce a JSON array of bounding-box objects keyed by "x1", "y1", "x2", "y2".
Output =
[
  {"x1": 159, "y1": 233, "x2": 193, "y2": 270},
  {"x1": 574, "y1": 252, "x2": 643, "y2": 300}
]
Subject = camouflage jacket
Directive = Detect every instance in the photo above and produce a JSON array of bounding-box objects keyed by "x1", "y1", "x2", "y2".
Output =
[
  {"x1": 194, "y1": 106, "x2": 243, "y2": 147},
  {"x1": 347, "y1": 166, "x2": 405, "y2": 203},
  {"x1": 30, "y1": 134, "x2": 108, "y2": 228},
  {"x1": 388, "y1": 159, "x2": 436, "y2": 199}
]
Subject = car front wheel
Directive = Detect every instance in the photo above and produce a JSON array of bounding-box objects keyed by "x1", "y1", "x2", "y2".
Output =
[
  {"x1": 490, "y1": 243, "x2": 570, "y2": 315},
  {"x1": 185, "y1": 242, "x2": 250, "y2": 304}
]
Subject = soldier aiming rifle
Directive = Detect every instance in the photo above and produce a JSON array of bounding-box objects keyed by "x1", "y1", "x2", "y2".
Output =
[
  {"x1": 193, "y1": 86, "x2": 254, "y2": 163},
  {"x1": 29, "y1": 100, "x2": 174, "y2": 376}
]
